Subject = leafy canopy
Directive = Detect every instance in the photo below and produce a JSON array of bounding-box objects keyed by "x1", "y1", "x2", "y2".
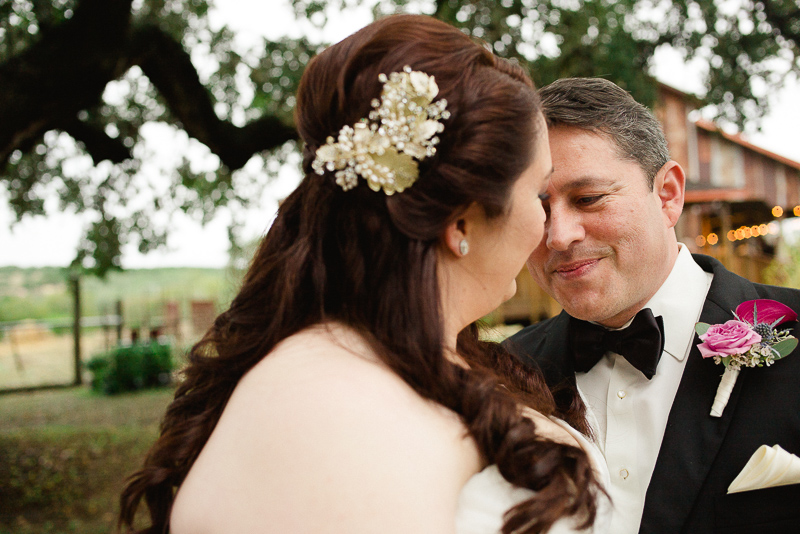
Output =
[{"x1": 1, "y1": 0, "x2": 797, "y2": 275}]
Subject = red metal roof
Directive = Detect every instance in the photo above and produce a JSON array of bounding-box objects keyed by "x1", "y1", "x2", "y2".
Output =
[
  {"x1": 655, "y1": 81, "x2": 800, "y2": 172},
  {"x1": 684, "y1": 188, "x2": 754, "y2": 203}
]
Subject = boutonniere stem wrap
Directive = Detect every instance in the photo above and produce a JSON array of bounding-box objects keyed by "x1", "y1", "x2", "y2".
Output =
[{"x1": 696, "y1": 299, "x2": 798, "y2": 417}]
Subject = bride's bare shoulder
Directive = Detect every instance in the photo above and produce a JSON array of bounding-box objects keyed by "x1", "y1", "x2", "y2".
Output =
[
  {"x1": 246, "y1": 322, "x2": 390, "y2": 383},
  {"x1": 237, "y1": 323, "x2": 426, "y2": 408},
  {"x1": 235, "y1": 322, "x2": 469, "y2": 448},
  {"x1": 171, "y1": 323, "x2": 480, "y2": 533}
]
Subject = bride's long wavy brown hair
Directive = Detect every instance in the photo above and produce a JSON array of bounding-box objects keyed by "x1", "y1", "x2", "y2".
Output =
[{"x1": 119, "y1": 14, "x2": 600, "y2": 534}]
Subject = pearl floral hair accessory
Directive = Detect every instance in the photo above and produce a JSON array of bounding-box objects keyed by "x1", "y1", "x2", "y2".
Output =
[{"x1": 311, "y1": 66, "x2": 450, "y2": 195}]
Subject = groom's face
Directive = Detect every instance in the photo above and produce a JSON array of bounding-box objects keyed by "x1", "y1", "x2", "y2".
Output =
[{"x1": 526, "y1": 126, "x2": 675, "y2": 328}]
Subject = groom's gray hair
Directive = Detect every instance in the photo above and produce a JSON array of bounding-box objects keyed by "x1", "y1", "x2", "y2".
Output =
[{"x1": 539, "y1": 77, "x2": 669, "y2": 190}]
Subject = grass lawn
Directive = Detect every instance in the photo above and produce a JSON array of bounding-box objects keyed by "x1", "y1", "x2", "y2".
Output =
[{"x1": 0, "y1": 387, "x2": 174, "y2": 534}]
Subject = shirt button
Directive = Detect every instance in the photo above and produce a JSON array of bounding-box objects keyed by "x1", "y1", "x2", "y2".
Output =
[
  {"x1": 619, "y1": 468, "x2": 629, "y2": 479},
  {"x1": 617, "y1": 390, "x2": 626, "y2": 399}
]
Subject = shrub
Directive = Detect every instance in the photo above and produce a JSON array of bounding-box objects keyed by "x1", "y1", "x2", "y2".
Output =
[{"x1": 86, "y1": 342, "x2": 173, "y2": 395}]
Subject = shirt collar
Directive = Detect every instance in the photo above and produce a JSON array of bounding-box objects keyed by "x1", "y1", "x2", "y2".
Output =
[{"x1": 644, "y1": 244, "x2": 713, "y2": 362}]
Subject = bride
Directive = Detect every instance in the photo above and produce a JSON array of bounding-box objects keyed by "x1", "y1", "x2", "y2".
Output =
[{"x1": 119, "y1": 14, "x2": 609, "y2": 534}]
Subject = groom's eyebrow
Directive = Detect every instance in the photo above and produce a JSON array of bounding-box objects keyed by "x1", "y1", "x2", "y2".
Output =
[{"x1": 560, "y1": 176, "x2": 613, "y2": 191}]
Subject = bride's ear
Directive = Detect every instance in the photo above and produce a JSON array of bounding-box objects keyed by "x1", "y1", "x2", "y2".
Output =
[
  {"x1": 442, "y1": 202, "x2": 481, "y2": 257},
  {"x1": 443, "y1": 217, "x2": 467, "y2": 257}
]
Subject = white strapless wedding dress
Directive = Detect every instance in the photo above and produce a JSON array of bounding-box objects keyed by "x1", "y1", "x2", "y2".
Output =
[{"x1": 455, "y1": 418, "x2": 611, "y2": 534}]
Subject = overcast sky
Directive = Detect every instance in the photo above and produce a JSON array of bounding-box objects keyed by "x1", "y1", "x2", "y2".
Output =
[{"x1": 1, "y1": 1, "x2": 798, "y2": 269}]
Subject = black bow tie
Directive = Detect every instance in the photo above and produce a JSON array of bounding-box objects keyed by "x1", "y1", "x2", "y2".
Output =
[{"x1": 568, "y1": 308, "x2": 665, "y2": 379}]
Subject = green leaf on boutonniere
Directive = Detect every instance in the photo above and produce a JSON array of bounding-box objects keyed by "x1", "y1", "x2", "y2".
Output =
[
  {"x1": 772, "y1": 338, "x2": 799, "y2": 360},
  {"x1": 695, "y1": 323, "x2": 711, "y2": 336},
  {"x1": 721, "y1": 356, "x2": 732, "y2": 368}
]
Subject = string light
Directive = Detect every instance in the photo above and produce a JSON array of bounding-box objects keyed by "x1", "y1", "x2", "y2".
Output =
[
  {"x1": 694, "y1": 202, "x2": 799, "y2": 248},
  {"x1": 698, "y1": 221, "x2": 780, "y2": 247}
]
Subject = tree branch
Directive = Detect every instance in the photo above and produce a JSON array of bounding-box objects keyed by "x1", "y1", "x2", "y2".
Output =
[
  {"x1": 0, "y1": 0, "x2": 133, "y2": 169},
  {"x1": 60, "y1": 117, "x2": 132, "y2": 164},
  {"x1": 31, "y1": 0, "x2": 60, "y2": 34},
  {"x1": 760, "y1": 1, "x2": 800, "y2": 49},
  {"x1": 127, "y1": 23, "x2": 297, "y2": 171}
]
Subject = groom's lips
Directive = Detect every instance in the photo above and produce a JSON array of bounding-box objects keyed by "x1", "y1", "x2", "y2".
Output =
[{"x1": 552, "y1": 258, "x2": 599, "y2": 279}]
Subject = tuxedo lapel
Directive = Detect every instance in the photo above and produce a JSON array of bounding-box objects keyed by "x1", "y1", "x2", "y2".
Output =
[
  {"x1": 534, "y1": 312, "x2": 575, "y2": 390},
  {"x1": 508, "y1": 311, "x2": 574, "y2": 388},
  {"x1": 506, "y1": 312, "x2": 577, "y2": 413},
  {"x1": 639, "y1": 255, "x2": 760, "y2": 533}
]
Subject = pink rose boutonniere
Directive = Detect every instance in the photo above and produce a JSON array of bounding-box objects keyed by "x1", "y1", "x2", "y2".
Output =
[{"x1": 696, "y1": 299, "x2": 798, "y2": 417}]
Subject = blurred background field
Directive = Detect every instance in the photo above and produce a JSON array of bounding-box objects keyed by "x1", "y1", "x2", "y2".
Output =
[
  {"x1": 0, "y1": 266, "x2": 237, "y2": 327},
  {"x1": 0, "y1": 266, "x2": 238, "y2": 389},
  {"x1": 0, "y1": 266, "x2": 238, "y2": 532}
]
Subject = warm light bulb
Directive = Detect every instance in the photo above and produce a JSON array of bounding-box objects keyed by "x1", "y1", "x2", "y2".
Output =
[{"x1": 772, "y1": 206, "x2": 784, "y2": 217}]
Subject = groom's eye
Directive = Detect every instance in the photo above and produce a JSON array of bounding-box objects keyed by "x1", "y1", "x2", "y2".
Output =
[{"x1": 575, "y1": 195, "x2": 603, "y2": 206}]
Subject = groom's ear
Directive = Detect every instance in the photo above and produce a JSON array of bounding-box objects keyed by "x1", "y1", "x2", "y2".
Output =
[{"x1": 655, "y1": 160, "x2": 685, "y2": 228}]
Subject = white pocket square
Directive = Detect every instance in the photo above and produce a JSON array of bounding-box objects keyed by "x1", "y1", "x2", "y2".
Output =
[{"x1": 727, "y1": 444, "x2": 800, "y2": 494}]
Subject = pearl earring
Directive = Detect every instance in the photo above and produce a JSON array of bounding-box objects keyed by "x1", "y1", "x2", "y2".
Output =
[{"x1": 459, "y1": 239, "x2": 469, "y2": 256}]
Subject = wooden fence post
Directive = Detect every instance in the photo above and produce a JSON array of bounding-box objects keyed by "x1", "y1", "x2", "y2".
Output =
[
  {"x1": 70, "y1": 272, "x2": 82, "y2": 386},
  {"x1": 116, "y1": 299, "x2": 123, "y2": 343}
]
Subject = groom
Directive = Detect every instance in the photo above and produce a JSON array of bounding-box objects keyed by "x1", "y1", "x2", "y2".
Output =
[{"x1": 507, "y1": 77, "x2": 800, "y2": 534}]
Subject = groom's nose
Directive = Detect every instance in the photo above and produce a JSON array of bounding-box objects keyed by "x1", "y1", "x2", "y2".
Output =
[{"x1": 545, "y1": 205, "x2": 585, "y2": 251}]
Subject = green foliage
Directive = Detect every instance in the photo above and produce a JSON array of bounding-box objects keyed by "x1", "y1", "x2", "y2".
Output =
[
  {"x1": 2, "y1": 0, "x2": 798, "y2": 274},
  {"x1": 0, "y1": 266, "x2": 73, "y2": 322},
  {"x1": 666, "y1": 0, "x2": 799, "y2": 128},
  {"x1": 0, "y1": 265, "x2": 66, "y2": 289},
  {"x1": 1, "y1": 0, "x2": 292, "y2": 276},
  {"x1": 772, "y1": 337, "x2": 798, "y2": 360},
  {"x1": 293, "y1": 0, "x2": 799, "y2": 126},
  {"x1": 0, "y1": 295, "x2": 72, "y2": 324},
  {"x1": 0, "y1": 0, "x2": 76, "y2": 61},
  {"x1": 86, "y1": 341, "x2": 173, "y2": 395},
  {"x1": 252, "y1": 36, "x2": 323, "y2": 124},
  {"x1": 763, "y1": 241, "x2": 800, "y2": 289}
]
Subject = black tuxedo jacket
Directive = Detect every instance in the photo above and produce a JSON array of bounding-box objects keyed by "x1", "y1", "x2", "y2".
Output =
[{"x1": 506, "y1": 254, "x2": 800, "y2": 534}]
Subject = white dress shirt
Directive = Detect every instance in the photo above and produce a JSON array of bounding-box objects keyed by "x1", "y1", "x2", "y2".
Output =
[{"x1": 576, "y1": 245, "x2": 713, "y2": 534}]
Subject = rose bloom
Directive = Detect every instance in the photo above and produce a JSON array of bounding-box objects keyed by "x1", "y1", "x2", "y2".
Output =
[{"x1": 698, "y1": 320, "x2": 762, "y2": 359}]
